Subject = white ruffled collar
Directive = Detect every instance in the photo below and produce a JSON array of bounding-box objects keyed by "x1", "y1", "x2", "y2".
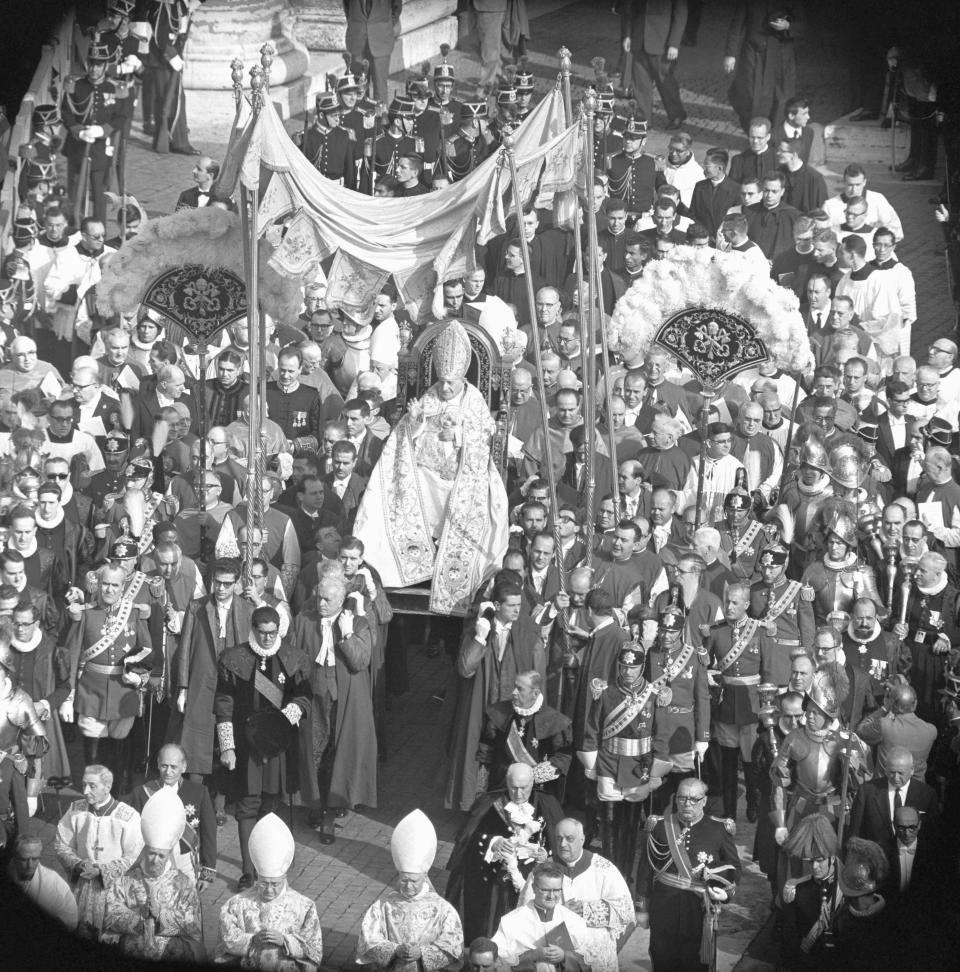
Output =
[
  {"x1": 12, "y1": 629, "x2": 42, "y2": 653},
  {"x1": 248, "y1": 632, "x2": 280, "y2": 659},
  {"x1": 917, "y1": 575, "x2": 948, "y2": 596},
  {"x1": 514, "y1": 694, "x2": 544, "y2": 718}
]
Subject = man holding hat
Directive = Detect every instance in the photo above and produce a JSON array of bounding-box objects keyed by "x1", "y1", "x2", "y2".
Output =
[
  {"x1": 302, "y1": 93, "x2": 356, "y2": 188},
  {"x1": 358, "y1": 809, "x2": 464, "y2": 970},
  {"x1": 60, "y1": 32, "x2": 125, "y2": 223},
  {"x1": 216, "y1": 813, "x2": 324, "y2": 969},
  {"x1": 103, "y1": 786, "x2": 204, "y2": 961}
]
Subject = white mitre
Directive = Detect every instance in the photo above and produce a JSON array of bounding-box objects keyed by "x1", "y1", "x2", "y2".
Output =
[
  {"x1": 390, "y1": 809, "x2": 438, "y2": 874},
  {"x1": 249, "y1": 813, "x2": 296, "y2": 880},
  {"x1": 141, "y1": 786, "x2": 186, "y2": 852}
]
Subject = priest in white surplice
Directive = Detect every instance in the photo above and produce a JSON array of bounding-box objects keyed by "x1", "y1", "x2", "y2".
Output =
[
  {"x1": 493, "y1": 861, "x2": 597, "y2": 971},
  {"x1": 354, "y1": 319, "x2": 509, "y2": 615},
  {"x1": 357, "y1": 809, "x2": 463, "y2": 970},
  {"x1": 519, "y1": 818, "x2": 630, "y2": 970}
]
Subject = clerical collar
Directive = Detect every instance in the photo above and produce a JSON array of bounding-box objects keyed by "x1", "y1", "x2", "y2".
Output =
[
  {"x1": 12, "y1": 629, "x2": 42, "y2": 653},
  {"x1": 874, "y1": 258, "x2": 896, "y2": 270},
  {"x1": 847, "y1": 619, "x2": 881, "y2": 644},
  {"x1": 91, "y1": 797, "x2": 117, "y2": 817},
  {"x1": 37, "y1": 506, "x2": 65, "y2": 530},
  {"x1": 849, "y1": 264, "x2": 875, "y2": 281},
  {"x1": 10, "y1": 537, "x2": 37, "y2": 559},
  {"x1": 514, "y1": 694, "x2": 544, "y2": 718},
  {"x1": 39, "y1": 234, "x2": 68, "y2": 248},
  {"x1": 917, "y1": 575, "x2": 948, "y2": 596},
  {"x1": 76, "y1": 242, "x2": 103, "y2": 259}
]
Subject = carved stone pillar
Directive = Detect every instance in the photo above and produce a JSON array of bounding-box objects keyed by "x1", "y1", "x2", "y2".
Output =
[{"x1": 183, "y1": 0, "x2": 310, "y2": 90}]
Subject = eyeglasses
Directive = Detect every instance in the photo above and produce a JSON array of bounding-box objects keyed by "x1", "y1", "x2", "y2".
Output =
[
  {"x1": 71, "y1": 382, "x2": 95, "y2": 390},
  {"x1": 250, "y1": 572, "x2": 267, "y2": 580},
  {"x1": 47, "y1": 473, "x2": 70, "y2": 481},
  {"x1": 931, "y1": 346, "x2": 952, "y2": 353},
  {"x1": 211, "y1": 579, "x2": 235, "y2": 587},
  {"x1": 676, "y1": 795, "x2": 705, "y2": 805},
  {"x1": 12, "y1": 620, "x2": 35, "y2": 628},
  {"x1": 256, "y1": 628, "x2": 279, "y2": 639}
]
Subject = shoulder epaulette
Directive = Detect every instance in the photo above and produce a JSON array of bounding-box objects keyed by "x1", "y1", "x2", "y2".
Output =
[
  {"x1": 644, "y1": 814, "x2": 663, "y2": 832},
  {"x1": 710, "y1": 815, "x2": 737, "y2": 835}
]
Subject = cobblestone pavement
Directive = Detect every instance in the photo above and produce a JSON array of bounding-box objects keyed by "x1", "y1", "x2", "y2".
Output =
[{"x1": 38, "y1": 2, "x2": 953, "y2": 969}]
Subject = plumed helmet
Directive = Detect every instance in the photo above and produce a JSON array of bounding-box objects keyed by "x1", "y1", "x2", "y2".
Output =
[
  {"x1": 658, "y1": 583, "x2": 685, "y2": 632},
  {"x1": 782, "y1": 813, "x2": 839, "y2": 861},
  {"x1": 825, "y1": 510, "x2": 857, "y2": 548},
  {"x1": 390, "y1": 809, "x2": 437, "y2": 874},
  {"x1": 838, "y1": 837, "x2": 889, "y2": 896},
  {"x1": 757, "y1": 545, "x2": 789, "y2": 569},
  {"x1": 432, "y1": 320, "x2": 472, "y2": 381},
  {"x1": 724, "y1": 467, "x2": 752, "y2": 511},
  {"x1": 829, "y1": 444, "x2": 863, "y2": 490},
  {"x1": 799, "y1": 439, "x2": 831, "y2": 475},
  {"x1": 805, "y1": 663, "x2": 849, "y2": 720},
  {"x1": 763, "y1": 504, "x2": 794, "y2": 546},
  {"x1": 434, "y1": 44, "x2": 455, "y2": 81},
  {"x1": 249, "y1": 813, "x2": 295, "y2": 879},
  {"x1": 140, "y1": 786, "x2": 186, "y2": 852}
]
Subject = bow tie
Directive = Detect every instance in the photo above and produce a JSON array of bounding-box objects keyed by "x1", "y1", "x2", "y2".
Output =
[{"x1": 899, "y1": 844, "x2": 916, "y2": 856}]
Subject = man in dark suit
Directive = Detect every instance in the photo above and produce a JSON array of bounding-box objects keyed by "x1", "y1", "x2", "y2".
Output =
[
  {"x1": 127, "y1": 363, "x2": 198, "y2": 442},
  {"x1": 875, "y1": 380, "x2": 912, "y2": 468},
  {"x1": 174, "y1": 156, "x2": 219, "y2": 211},
  {"x1": 729, "y1": 116, "x2": 776, "y2": 186},
  {"x1": 341, "y1": 398, "x2": 384, "y2": 477},
  {"x1": 848, "y1": 746, "x2": 938, "y2": 865},
  {"x1": 745, "y1": 171, "x2": 800, "y2": 262},
  {"x1": 621, "y1": 0, "x2": 689, "y2": 129},
  {"x1": 689, "y1": 147, "x2": 741, "y2": 238},
  {"x1": 323, "y1": 440, "x2": 368, "y2": 530},
  {"x1": 344, "y1": 0, "x2": 401, "y2": 105}
]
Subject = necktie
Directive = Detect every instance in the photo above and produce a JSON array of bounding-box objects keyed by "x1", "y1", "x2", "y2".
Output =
[
  {"x1": 894, "y1": 787, "x2": 903, "y2": 811},
  {"x1": 815, "y1": 313, "x2": 822, "y2": 329}
]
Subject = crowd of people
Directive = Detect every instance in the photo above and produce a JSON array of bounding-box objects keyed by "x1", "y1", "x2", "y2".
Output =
[{"x1": 1, "y1": 0, "x2": 959, "y2": 970}]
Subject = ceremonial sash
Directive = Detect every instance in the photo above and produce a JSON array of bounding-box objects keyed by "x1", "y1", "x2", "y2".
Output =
[
  {"x1": 505, "y1": 721, "x2": 537, "y2": 767},
  {"x1": 765, "y1": 580, "x2": 803, "y2": 623},
  {"x1": 137, "y1": 492, "x2": 165, "y2": 555},
  {"x1": 800, "y1": 879, "x2": 841, "y2": 953},
  {"x1": 601, "y1": 681, "x2": 657, "y2": 740},
  {"x1": 732, "y1": 521, "x2": 762, "y2": 559},
  {"x1": 661, "y1": 642, "x2": 697, "y2": 684},
  {"x1": 79, "y1": 571, "x2": 146, "y2": 668},
  {"x1": 253, "y1": 668, "x2": 284, "y2": 710},
  {"x1": 717, "y1": 619, "x2": 760, "y2": 673}
]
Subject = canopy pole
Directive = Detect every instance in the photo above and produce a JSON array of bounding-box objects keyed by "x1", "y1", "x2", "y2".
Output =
[
  {"x1": 502, "y1": 132, "x2": 566, "y2": 595},
  {"x1": 240, "y1": 65, "x2": 266, "y2": 585}
]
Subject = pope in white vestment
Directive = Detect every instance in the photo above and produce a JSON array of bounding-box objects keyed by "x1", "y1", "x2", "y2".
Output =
[{"x1": 355, "y1": 320, "x2": 509, "y2": 615}]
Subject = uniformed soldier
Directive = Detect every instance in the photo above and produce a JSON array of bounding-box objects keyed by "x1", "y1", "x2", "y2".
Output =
[
  {"x1": 361, "y1": 95, "x2": 418, "y2": 193},
  {"x1": 606, "y1": 115, "x2": 658, "y2": 218},
  {"x1": 444, "y1": 101, "x2": 494, "y2": 183},
  {"x1": 337, "y1": 69, "x2": 374, "y2": 152},
  {"x1": 704, "y1": 582, "x2": 775, "y2": 821},
  {"x1": 514, "y1": 69, "x2": 537, "y2": 123},
  {"x1": 429, "y1": 45, "x2": 463, "y2": 124},
  {"x1": 749, "y1": 545, "x2": 815, "y2": 687},
  {"x1": 636, "y1": 776, "x2": 741, "y2": 972},
  {"x1": 579, "y1": 641, "x2": 659, "y2": 876},
  {"x1": 100, "y1": 0, "x2": 143, "y2": 143},
  {"x1": 60, "y1": 33, "x2": 125, "y2": 224},
  {"x1": 17, "y1": 103, "x2": 63, "y2": 203},
  {"x1": 490, "y1": 86, "x2": 519, "y2": 148},
  {"x1": 60, "y1": 558, "x2": 154, "y2": 795},
  {"x1": 592, "y1": 89, "x2": 623, "y2": 174},
  {"x1": 407, "y1": 71, "x2": 441, "y2": 170},
  {"x1": 645, "y1": 592, "x2": 711, "y2": 792},
  {"x1": 720, "y1": 471, "x2": 764, "y2": 582},
  {"x1": 301, "y1": 93, "x2": 356, "y2": 189}
]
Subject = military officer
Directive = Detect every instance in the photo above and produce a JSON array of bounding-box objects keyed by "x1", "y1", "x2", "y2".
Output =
[
  {"x1": 429, "y1": 46, "x2": 463, "y2": 124},
  {"x1": 60, "y1": 559, "x2": 154, "y2": 794},
  {"x1": 605, "y1": 116, "x2": 658, "y2": 217},
  {"x1": 362, "y1": 95, "x2": 418, "y2": 192},
  {"x1": 719, "y1": 473, "x2": 764, "y2": 583},
  {"x1": 579, "y1": 641, "x2": 659, "y2": 875},
  {"x1": 749, "y1": 546, "x2": 815, "y2": 687},
  {"x1": 490, "y1": 86, "x2": 519, "y2": 147},
  {"x1": 101, "y1": 0, "x2": 144, "y2": 143},
  {"x1": 444, "y1": 101, "x2": 494, "y2": 183},
  {"x1": 704, "y1": 583, "x2": 775, "y2": 821},
  {"x1": 592, "y1": 90, "x2": 622, "y2": 173},
  {"x1": 17, "y1": 103, "x2": 63, "y2": 203},
  {"x1": 514, "y1": 69, "x2": 537, "y2": 123},
  {"x1": 301, "y1": 93, "x2": 356, "y2": 189},
  {"x1": 407, "y1": 72, "x2": 441, "y2": 171},
  {"x1": 60, "y1": 33, "x2": 125, "y2": 224},
  {"x1": 842, "y1": 596, "x2": 906, "y2": 707}
]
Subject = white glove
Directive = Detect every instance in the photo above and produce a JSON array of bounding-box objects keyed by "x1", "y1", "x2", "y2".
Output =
[
  {"x1": 86, "y1": 124, "x2": 105, "y2": 139},
  {"x1": 169, "y1": 55, "x2": 185, "y2": 73},
  {"x1": 474, "y1": 617, "x2": 491, "y2": 642},
  {"x1": 775, "y1": 826, "x2": 789, "y2": 845},
  {"x1": 177, "y1": 688, "x2": 187, "y2": 714},
  {"x1": 707, "y1": 886, "x2": 728, "y2": 902},
  {"x1": 34, "y1": 699, "x2": 51, "y2": 721},
  {"x1": 120, "y1": 54, "x2": 142, "y2": 74},
  {"x1": 281, "y1": 703, "x2": 302, "y2": 726},
  {"x1": 59, "y1": 699, "x2": 74, "y2": 723},
  {"x1": 79, "y1": 128, "x2": 96, "y2": 144},
  {"x1": 694, "y1": 741, "x2": 710, "y2": 758}
]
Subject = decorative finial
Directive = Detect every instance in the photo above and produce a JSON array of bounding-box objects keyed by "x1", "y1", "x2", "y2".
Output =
[
  {"x1": 501, "y1": 129, "x2": 515, "y2": 151},
  {"x1": 260, "y1": 42, "x2": 275, "y2": 87},
  {"x1": 231, "y1": 58, "x2": 244, "y2": 88},
  {"x1": 249, "y1": 65, "x2": 265, "y2": 111},
  {"x1": 558, "y1": 47, "x2": 572, "y2": 74},
  {"x1": 584, "y1": 92, "x2": 597, "y2": 115}
]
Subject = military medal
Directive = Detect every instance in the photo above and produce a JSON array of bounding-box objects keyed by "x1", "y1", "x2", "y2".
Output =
[{"x1": 657, "y1": 686, "x2": 673, "y2": 707}]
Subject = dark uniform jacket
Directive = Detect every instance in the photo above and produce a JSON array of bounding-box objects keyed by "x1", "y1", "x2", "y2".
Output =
[
  {"x1": 60, "y1": 77, "x2": 124, "y2": 173},
  {"x1": 302, "y1": 124, "x2": 356, "y2": 188}
]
